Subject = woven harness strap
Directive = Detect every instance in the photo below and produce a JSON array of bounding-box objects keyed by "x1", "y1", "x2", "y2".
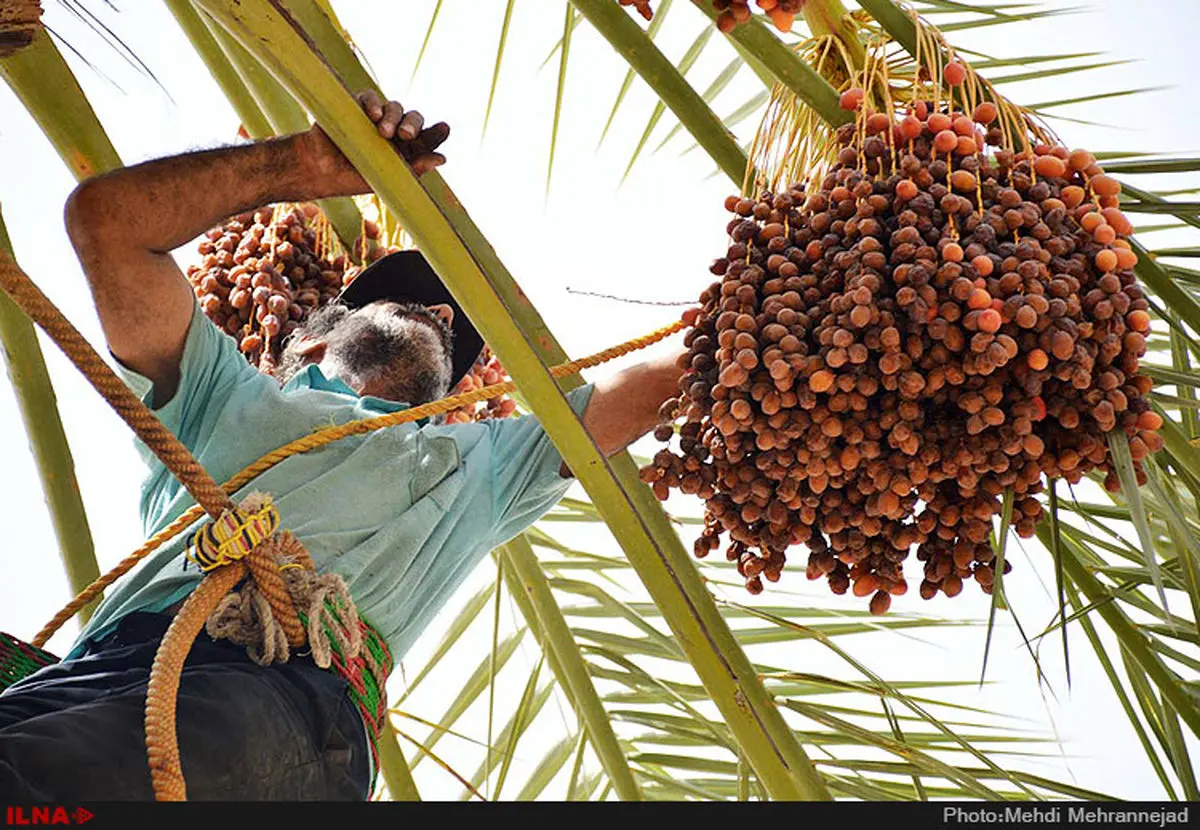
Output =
[{"x1": 0, "y1": 632, "x2": 57, "y2": 691}]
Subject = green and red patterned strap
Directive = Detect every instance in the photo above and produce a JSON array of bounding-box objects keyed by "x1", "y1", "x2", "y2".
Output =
[
  {"x1": 0, "y1": 631, "x2": 58, "y2": 692},
  {"x1": 299, "y1": 604, "x2": 394, "y2": 790}
]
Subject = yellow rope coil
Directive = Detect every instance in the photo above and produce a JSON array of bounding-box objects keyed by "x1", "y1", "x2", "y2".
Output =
[{"x1": 187, "y1": 498, "x2": 280, "y2": 573}]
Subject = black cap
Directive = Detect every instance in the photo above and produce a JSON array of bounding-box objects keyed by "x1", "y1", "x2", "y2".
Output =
[{"x1": 336, "y1": 249, "x2": 485, "y2": 391}]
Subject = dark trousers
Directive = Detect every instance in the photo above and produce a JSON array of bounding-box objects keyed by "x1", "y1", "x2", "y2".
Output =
[{"x1": 0, "y1": 612, "x2": 369, "y2": 801}]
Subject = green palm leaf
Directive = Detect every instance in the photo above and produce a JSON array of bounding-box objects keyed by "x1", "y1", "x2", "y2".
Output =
[
  {"x1": 599, "y1": 0, "x2": 674, "y2": 145},
  {"x1": 482, "y1": 0, "x2": 518, "y2": 137},
  {"x1": 546, "y1": 3, "x2": 574, "y2": 193}
]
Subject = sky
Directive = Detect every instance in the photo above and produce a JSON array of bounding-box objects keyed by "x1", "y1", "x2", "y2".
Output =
[{"x1": 1, "y1": 0, "x2": 1199, "y2": 801}]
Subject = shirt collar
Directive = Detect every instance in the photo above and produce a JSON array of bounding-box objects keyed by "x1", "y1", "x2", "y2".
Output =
[{"x1": 282, "y1": 364, "x2": 416, "y2": 417}]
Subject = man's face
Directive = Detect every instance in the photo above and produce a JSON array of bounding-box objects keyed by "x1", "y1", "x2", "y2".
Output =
[
  {"x1": 278, "y1": 298, "x2": 456, "y2": 404},
  {"x1": 355, "y1": 300, "x2": 455, "y2": 356},
  {"x1": 338, "y1": 300, "x2": 455, "y2": 402}
]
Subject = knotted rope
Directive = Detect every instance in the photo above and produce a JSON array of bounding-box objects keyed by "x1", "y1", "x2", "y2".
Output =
[
  {"x1": 204, "y1": 522, "x2": 360, "y2": 670},
  {"x1": 188, "y1": 495, "x2": 281, "y2": 573}
]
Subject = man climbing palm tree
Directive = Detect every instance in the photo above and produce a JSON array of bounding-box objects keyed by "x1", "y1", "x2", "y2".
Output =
[{"x1": 0, "y1": 90, "x2": 684, "y2": 800}]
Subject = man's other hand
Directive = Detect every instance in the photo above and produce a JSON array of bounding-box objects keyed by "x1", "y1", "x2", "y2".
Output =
[{"x1": 300, "y1": 90, "x2": 450, "y2": 195}]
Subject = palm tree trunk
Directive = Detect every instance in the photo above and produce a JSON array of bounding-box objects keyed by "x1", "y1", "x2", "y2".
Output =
[
  {"x1": 0, "y1": 215, "x2": 99, "y2": 621},
  {"x1": 273, "y1": 1, "x2": 638, "y2": 795},
  {"x1": 0, "y1": 23, "x2": 122, "y2": 621}
]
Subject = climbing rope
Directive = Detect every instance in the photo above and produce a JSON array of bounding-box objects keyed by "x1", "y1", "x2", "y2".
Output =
[
  {"x1": 0, "y1": 248, "x2": 685, "y2": 800},
  {"x1": 0, "y1": 254, "x2": 303, "y2": 799},
  {"x1": 0, "y1": 256, "x2": 308, "y2": 643}
]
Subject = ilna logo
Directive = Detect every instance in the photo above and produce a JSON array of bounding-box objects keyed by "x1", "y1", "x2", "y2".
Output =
[{"x1": 4, "y1": 807, "x2": 93, "y2": 825}]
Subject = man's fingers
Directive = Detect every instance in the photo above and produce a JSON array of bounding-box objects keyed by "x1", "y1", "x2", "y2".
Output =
[
  {"x1": 356, "y1": 89, "x2": 383, "y2": 121},
  {"x1": 397, "y1": 110, "x2": 425, "y2": 142},
  {"x1": 344, "y1": 91, "x2": 447, "y2": 178},
  {"x1": 417, "y1": 122, "x2": 450, "y2": 153},
  {"x1": 398, "y1": 122, "x2": 449, "y2": 175},
  {"x1": 378, "y1": 100, "x2": 405, "y2": 139},
  {"x1": 409, "y1": 153, "x2": 446, "y2": 175}
]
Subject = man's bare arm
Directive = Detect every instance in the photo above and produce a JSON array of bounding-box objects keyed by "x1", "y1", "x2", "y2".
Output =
[
  {"x1": 67, "y1": 134, "x2": 324, "y2": 401},
  {"x1": 65, "y1": 92, "x2": 446, "y2": 404},
  {"x1": 579, "y1": 350, "x2": 684, "y2": 459},
  {"x1": 579, "y1": 308, "x2": 696, "y2": 457}
]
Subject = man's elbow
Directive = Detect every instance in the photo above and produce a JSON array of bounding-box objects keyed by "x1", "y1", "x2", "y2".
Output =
[{"x1": 63, "y1": 177, "x2": 115, "y2": 253}]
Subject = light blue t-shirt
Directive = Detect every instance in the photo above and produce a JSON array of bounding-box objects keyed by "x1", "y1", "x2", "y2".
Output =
[{"x1": 68, "y1": 302, "x2": 593, "y2": 661}]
